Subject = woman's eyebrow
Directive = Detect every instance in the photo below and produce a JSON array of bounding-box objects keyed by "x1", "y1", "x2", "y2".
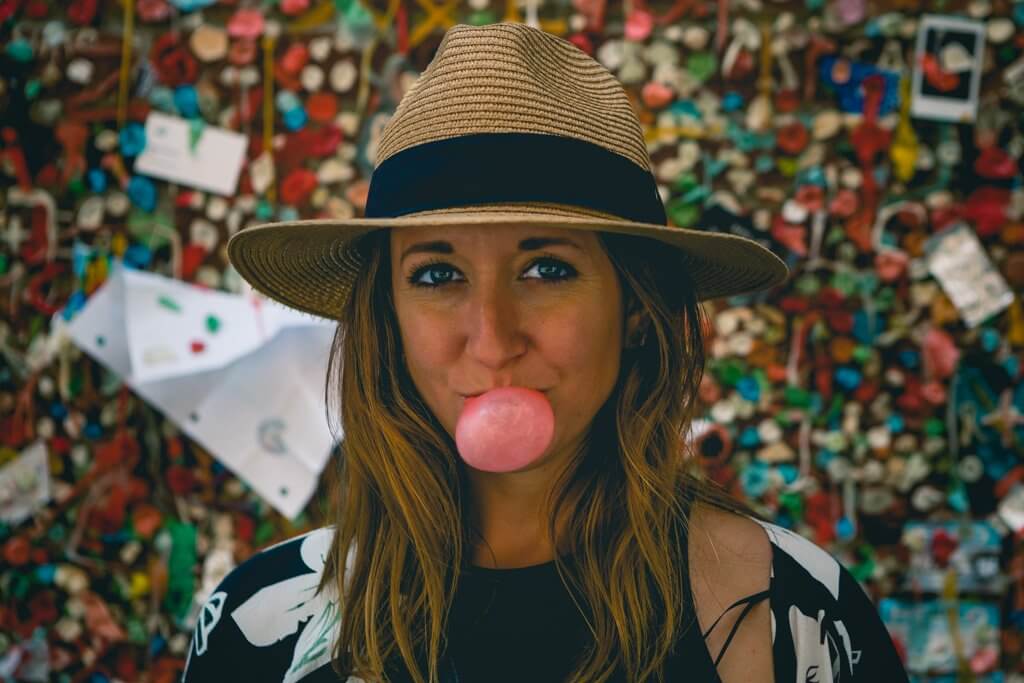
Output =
[
  {"x1": 400, "y1": 241, "x2": 453, "y2": 264},
  {"x1": 400, "y1": 236, "x2": 583, "y2": 265},
  {"x1": 518, "y1": 237, "x2": 584, "y2": 252}
]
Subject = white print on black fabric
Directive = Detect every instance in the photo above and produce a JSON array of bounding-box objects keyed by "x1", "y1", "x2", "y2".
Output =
[
  {"x1": 183, "y1": 590, "x2": 228, "y2": 674},
  {"x1": 229, "y1": 527, "x2": 341, "y2": 683},
  {"x1": 787, "y1": 602, "x2": 862, "y2": 683},
  {"x1": 752, "y1": 519, "x2": 864, "y2": 682},
  {"x1": 182, "y1": 527, "x2": 345, "y2": 682},
  {"x1": 789, "y1": 606, "x2": 836, "y2": 682},
  {"x1": 753, "y1": 521, "x2": 841, "y2": 599},
  {"x1": 195, "y1": 591, "x2": 227, "y2": 656},
  {"x1": 832, "y1": 619, "x2": 859, "y2": 675}
]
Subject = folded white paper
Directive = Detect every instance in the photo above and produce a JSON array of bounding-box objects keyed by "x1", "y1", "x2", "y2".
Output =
[
  {"x1": 135, "y1": 112, "x2": 247, "y2": 196},
  {"x1": 0, "y1": 440, "x2": 52, "y2": 525},
  {"x1": 58, "y1": 265, "x2": 339, "y2": 519}
]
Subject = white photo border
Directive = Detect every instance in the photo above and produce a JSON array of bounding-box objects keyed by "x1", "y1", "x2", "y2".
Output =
[{"x1": 910, "y1": 14, "x2": 986, "y2": 123}]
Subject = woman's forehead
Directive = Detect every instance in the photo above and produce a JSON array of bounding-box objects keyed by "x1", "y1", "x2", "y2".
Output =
[{"x1": 389, "y1": 225, "x2": 603, "y2": 255}]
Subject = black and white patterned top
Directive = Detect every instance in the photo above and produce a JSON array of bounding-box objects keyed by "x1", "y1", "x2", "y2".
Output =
[{"x1": 181, "y1": 518, "x2": 909, "y2": 682}]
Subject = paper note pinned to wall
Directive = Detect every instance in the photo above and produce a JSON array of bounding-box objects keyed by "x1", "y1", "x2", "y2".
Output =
[
  {"x1": 0, "y1": 440, "x2": 52, "y2": 525},
  {"x1": 925, "y1": 222, "x2": 1014, "y2": 328},
  {"x1": 135, "y1": 112, "x2": 247, "y2": 196}
]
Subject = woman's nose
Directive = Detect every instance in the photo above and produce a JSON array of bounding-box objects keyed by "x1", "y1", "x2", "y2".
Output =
[{"x1": 464, "y1": 286, "x2": 527, "y2": 369}]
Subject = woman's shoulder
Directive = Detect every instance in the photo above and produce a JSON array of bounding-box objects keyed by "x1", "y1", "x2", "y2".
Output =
[
  {"x1": 689, "y1": 502, "x2": 858, "y2": 607},
  {"x1": 747, "y1": 516, "x2": 845, "y2": 599},
  {"x1": 730, "y1": 513, "x2": 910, "y2": 682},
  {"x1": 181, "y1": 526, "x2": 343, "y2": 683},
  {"x1": 222, "y1": 525, "x2": 336, "y2": 589},
  {"x1": 687, "y1": 503, "x2": 774, "y2": 682},
  {"x1": 689, "y1": 502, "x2": 774, "y2": 568},
  {"x1": 687, "y1": 502, "x2": 774, "y2": 612}
]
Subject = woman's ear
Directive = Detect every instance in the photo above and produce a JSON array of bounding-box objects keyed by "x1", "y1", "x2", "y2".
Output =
[{"x1": 624, "y1": 304, "x2": 651, "y2": 349}]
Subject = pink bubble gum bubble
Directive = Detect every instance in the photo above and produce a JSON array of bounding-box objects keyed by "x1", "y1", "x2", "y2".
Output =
[{"x1": 455, "y1": 387, "x2": 555, "y2": 473}]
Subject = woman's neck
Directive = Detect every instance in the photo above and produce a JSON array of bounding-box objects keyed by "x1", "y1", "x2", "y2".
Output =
[{"x1": 466, "y1": 456, "x2": 573, "y2": 568}]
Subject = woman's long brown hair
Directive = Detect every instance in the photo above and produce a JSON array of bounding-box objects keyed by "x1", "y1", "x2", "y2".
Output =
[{"x1": 318, "y1": 228, "x2": 765, "y2": 683}]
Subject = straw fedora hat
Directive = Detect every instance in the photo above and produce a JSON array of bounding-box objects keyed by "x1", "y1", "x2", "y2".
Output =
[{"x1": 227, "y1": 22, "x2": 790, "y2": 320}]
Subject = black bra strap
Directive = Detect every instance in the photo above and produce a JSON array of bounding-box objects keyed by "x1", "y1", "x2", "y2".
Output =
[{"x1": 701, "y1": 589, "x2": 771, "y2": 668}]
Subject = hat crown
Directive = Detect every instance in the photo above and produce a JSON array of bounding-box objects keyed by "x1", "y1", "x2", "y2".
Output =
[{"x1": 374, "y1": 22, "x2": 653, "y2": 173}]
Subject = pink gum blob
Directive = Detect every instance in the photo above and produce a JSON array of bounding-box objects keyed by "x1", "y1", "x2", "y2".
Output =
[{"x1": 455, "y1": 387, "x2": 555, "y2": 473}]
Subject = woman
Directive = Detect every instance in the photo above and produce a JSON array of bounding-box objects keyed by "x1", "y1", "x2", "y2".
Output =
[{"x1": 182, "y1": 22, "x2": 909, "y2": 683}]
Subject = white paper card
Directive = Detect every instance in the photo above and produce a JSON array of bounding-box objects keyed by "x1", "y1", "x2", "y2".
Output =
[
  {"x1": 135, "y1": 112, "x2": 247, "y2": 196},
  {"x1": 60, "y1": 265, "x2": 338, "y2": 519},
  {"x1": 925, "y1": 222, "x2": 1014, "y2": 328},
  {"x1": 0, "y1": 440, "x2": 52, "y2": 525}
]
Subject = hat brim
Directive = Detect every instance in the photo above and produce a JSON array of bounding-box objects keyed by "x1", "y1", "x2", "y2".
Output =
[{"x1": 227, "y1": 211, "x2": 791, "y2": 320}]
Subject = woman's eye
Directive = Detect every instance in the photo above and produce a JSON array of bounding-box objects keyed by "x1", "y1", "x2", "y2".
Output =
[
  {"x1": 523, "y1": 259, "x2": 576, "y2": 281},
  {"x1": 408, "y1": 258, "x2": 576, "y2": 288},
  {"x1": 409, "y1": 263, "x2": 463, "y2": 287}
]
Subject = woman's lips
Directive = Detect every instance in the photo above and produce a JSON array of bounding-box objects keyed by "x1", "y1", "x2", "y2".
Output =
[
  {"x1": 459, "y1": 388, "x2": 551, "y2": 398},
  {"x1": 458, "y1": 389, "x2": 552, "y2": 412}
]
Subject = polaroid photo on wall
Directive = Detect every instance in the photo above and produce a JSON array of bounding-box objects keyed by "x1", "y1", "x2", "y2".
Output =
[{"x1": 911, "y1": 14, "x2": 986, "y2": 122}]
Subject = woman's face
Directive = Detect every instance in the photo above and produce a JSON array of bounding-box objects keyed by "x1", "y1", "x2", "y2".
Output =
[{"x1": 390, "y1": 224, "x2": 625, "y2": 472}]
